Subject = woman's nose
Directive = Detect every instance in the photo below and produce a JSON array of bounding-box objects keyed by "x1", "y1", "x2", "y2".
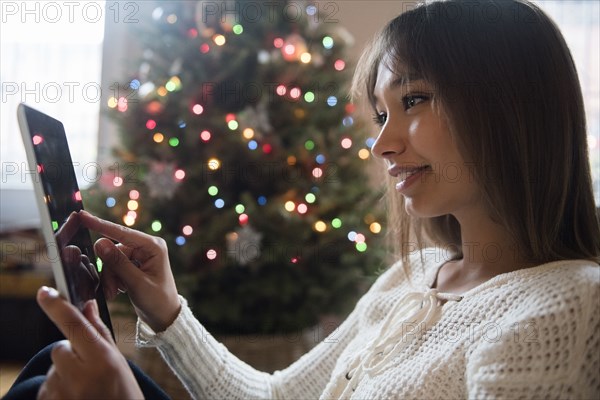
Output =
[{"x1": 371, "y1": 122, "x2": 405, "y2": 160}]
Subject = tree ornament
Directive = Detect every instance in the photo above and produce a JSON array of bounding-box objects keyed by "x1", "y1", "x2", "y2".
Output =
[
  {"x1": 138, "y1": 61, "x2": 151, "y2": 81},
  {"x1": 257, "y1": 50, "x2": 270, "y2": 64},
  {"x1": 237, "y1": 101, "x2": 273, "y2": 135},
  {"x1": 226, "y1": 224, "x2": 263, "y2": 266},
  {"x1": 169, "y1": 58, "x2": 183, "y2": 76},
  {"x1": 144, "y1": 161, "x2": 182, "y2": 199}
]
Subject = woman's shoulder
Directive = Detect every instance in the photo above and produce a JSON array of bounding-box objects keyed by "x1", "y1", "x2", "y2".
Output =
[
  {"x1": 464, "y1": 261, "x2": 599, "y2": 399},
  {"x1": 525, "y1": 258, "x2": 598, "y2": 304},
  {"x1": 503, "y1": 258, "x2": 599, "y2": 293},
  {"x1": 477, "y1": 258, "x2": 599, "y2": 322}
]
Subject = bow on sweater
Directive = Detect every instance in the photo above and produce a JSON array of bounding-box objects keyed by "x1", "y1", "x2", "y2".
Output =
[{"x1": 323, "y1": 288, "x2": 463, "y2": 399}]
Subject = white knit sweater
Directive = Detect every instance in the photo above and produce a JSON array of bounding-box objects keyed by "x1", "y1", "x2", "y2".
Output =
[{"x1": 137, "y1": 249, "x2": 600, "y2": 399}]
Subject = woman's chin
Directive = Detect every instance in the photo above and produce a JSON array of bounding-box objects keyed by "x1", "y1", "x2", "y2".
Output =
[{"x1": 403, "y1": 199, "x2": 444, "y2": 219}]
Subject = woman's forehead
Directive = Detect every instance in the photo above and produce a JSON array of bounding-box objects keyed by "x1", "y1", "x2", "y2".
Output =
[
  {"x1": 375, "y1": 61, "x2": 423, "y2": 91},
  {"x1": 378, "y1": 51, "x2": 422, "y2": 79}
]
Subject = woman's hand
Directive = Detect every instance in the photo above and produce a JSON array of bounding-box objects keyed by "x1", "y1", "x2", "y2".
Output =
[
  {"x1": 36, "y1": 286, "x2": 143, "y2": 399},
  {"x1": 78, "y1": 210, "x2": 181, "y2": 333}
]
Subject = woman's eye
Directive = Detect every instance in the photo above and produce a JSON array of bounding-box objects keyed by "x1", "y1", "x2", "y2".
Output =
[
  {"x1": 402, "y1": 94, "x2": 428, "y2": 110},
  {"x1": 372, "y1": 112, "x2": 387, "y2": 126}
]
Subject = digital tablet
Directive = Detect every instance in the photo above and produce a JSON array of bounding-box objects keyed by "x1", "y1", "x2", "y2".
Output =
[{"x1": 17, "y1": 103, "x2": 114, "y2": 336}]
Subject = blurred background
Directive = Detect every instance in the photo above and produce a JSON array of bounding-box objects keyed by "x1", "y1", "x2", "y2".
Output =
[{"x1": 1, "y1": 1, "x2": 598, "y2": 397}]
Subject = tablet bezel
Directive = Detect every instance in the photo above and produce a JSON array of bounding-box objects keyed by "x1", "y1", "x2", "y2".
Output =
[{"x1": 17, "y1": 103, "x2": 113, "y2": 335}]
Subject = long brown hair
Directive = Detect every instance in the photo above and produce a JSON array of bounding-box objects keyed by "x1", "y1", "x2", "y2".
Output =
[{"x1": 353, "y1": 0, "x2": 600, "y2": 265}]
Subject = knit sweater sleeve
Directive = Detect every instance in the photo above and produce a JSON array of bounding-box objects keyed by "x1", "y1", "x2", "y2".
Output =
[
  {"x1": 136, "y1": 295, "x2": 362, "y2": 399},
  {"x1": 465, "y1": 265, "x2": 600, "y2": 399}
]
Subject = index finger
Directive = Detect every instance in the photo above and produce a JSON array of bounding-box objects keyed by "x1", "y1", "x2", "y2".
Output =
[
  {"x1": 78, "y1": 210, "x2": 154, "y2": 249},
  {"x1": 37, "y1": 286, "x2": 105, "y2": 360},
  {"x1": 55, "y1": 212, "x2": 80, "y2": 248}
]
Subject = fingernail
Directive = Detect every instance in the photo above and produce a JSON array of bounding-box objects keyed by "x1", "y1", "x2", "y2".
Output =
[
  {"x1": 56, "y1": 340, "x2": 72, "y2": 351},
  {"x1": 41, "y1": 286, "x2": 60, "y2": 299},
  {"x1": 86, "y1": 299, "x2": 99, "y2": 315},
  {"x1": 97, "y1": 241, "x2": 111, "y2": 256},
  {"x1": 79, "y1": 210, "x2": 94, "y2": 219},
  {"x1": 81, "y1": 210, "x2": 97, "y2": 219}
]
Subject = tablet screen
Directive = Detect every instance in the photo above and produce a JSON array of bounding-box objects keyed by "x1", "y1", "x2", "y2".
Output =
[{"x1": 19, "y1": 104, "x2": 113, "y2": 333}]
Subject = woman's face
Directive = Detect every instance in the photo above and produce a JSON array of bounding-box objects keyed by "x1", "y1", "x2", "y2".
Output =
[{"x1": 371, "y1": 61, "x2": 481, "y2": 219}]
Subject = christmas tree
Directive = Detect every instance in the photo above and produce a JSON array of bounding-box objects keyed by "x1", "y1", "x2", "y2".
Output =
[{"x1": 87, "y1": 0, "x2": 385, "y2": 334}]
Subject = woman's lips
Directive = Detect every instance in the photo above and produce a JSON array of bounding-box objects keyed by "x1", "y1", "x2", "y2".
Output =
[{"x1": 394, "y1": 165, "x2": 431, "y2": 192}]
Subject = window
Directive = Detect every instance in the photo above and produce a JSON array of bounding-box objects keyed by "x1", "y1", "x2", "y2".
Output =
[
  {"x1": 534, "y1": 0, "x2": 600, "y2": 205},
  {"x1": 0, "y1": 1, "x2": 105, "y2": 189}
]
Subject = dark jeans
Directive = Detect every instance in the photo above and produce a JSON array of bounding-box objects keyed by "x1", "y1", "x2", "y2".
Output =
[{"x1": 2, "y1": 343, "x2": 171, "y2": 399}]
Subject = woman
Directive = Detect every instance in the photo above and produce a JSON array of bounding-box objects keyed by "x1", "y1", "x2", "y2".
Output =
[{"x1": 5, "y1": 0, "x2": 599, "y2": 398}]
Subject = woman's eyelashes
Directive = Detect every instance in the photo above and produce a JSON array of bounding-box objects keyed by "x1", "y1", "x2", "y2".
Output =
[
  {"x1": 402, "y1": 93, "x2": 430, "y2": 110},
  {"x1": 372, "y1": 93, "x2": 431, "y2": 126},
  {"x1": 373, "y1": 111, "x2": 387, "y2": 126}
]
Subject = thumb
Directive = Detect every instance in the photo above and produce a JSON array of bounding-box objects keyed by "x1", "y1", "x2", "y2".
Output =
[
  {"x1": 95, "y1": 238, "x2": 143, "y2": 292},
  {"x1": 37, "y1": 287, "x2": 100, "y2": 359}
]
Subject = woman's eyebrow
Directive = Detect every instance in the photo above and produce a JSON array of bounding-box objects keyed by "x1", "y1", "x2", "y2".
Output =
[
  {"x1": 390, "y1": 74, "x2": 424, "y2": 88},
  {"x1": 372, "y1": 74, "x2": 425, "y2": 105}
]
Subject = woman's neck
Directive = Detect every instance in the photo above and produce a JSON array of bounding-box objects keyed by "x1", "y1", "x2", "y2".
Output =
[{"x1": 434, "y1": 208, "x2": 537, "y2": 294}]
